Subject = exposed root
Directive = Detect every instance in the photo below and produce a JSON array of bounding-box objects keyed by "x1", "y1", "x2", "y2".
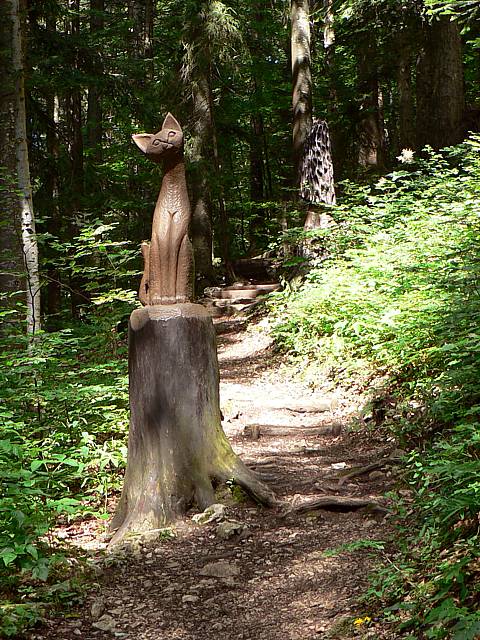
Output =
[
  {"x1": 337, "y1": 458, "x2": 398, "y2": 486},
  {"x1": 228, "y1": 461, "x2": 279, "y2": 507},
  {"x1": 281, "y1": 495, "x2": 388, "y2": 516}
]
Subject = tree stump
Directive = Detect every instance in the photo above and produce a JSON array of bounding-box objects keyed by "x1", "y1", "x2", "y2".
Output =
[{"x1": 109, "y1": 303, "x2": 276, "y2": 544}]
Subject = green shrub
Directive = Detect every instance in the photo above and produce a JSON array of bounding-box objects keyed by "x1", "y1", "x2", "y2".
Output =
[
  {"x1": 268, "y1": 139, "x2": 480, "y2": 637},
  {"x1": 0, "y1": 221, "x2": 136, "y2": 635}
]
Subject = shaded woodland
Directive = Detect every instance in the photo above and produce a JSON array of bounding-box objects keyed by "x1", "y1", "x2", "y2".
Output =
[
  {"x1": 1, "y1": 0, "x2": 478, "y2": 324},
  {"x1": 1, "y1": 0, "x2": 480, "y2": 637}
]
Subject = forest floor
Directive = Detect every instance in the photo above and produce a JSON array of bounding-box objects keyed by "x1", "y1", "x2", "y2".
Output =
[{"x1": 27, "y1": 316, "x2": 401, "y2": 640}]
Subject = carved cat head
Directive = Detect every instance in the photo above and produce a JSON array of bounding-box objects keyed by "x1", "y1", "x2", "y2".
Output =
[{"x1": 132, "y1": 113, "x2": 184, "y2": 163}]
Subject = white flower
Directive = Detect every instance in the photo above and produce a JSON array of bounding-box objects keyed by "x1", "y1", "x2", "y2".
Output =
[{"x1": 397, "y1": 148, "x2": 415, "y2": 164}]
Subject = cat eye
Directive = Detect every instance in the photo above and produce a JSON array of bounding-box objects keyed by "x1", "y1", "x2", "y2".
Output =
[
  {"x1": 168, "y1": 131, "x2": 176, "y2": 138},
  {"x1": 152, "y1": 139, "x2": 161, "y2": 146}
]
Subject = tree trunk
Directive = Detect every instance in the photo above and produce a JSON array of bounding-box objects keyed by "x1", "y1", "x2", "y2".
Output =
[
  {"x1": 4, "y1": 0, "x2": 41, "y2": 335},
  {"x1": 323, "y1": 0, "x2": 335, "y2": 50},
  {"x1": 416, "y1": 16, "x2": 464, "y2": 150},
  {"x1": 189, "y1": 76, "x2": 214, "y2": 289},
  {"x1": 86, "y1": 0, "x2": 104, "y2": 165},
  {"x1": 300, "y1": 119, "x2": 336, "y2": 230},
  {"x1": 397, "y1": 29, "x2": 415, "y2": 151},
  {"x1": 67, "y1": 0, "x2": 88, "y2": 317},
  {"x1": 207, "y1": 84, "x2": 234, "y2": 281},
  {"x1": 250, "y1": 113, "x2": 264, "y2": 206},
  {"x1": 45, "y1": 92, "x2": 62, "y2": 320},
  {"x1": 248, "y1": 112, "x2": 266, "y2": 254},
  {"x1": 110, "y1": 304, "x2": 276, "y2": 544},
  {"x1": 128, "y1": 0, "x2": 142, "y2": 56},
  {"x1": 43, "y1": 9, "x2": 62, "y2": 321},
  {"x1": 144, "y1": 0, "x2": 154, "y2": 79},
  {"x1": 0, "y1": 1, "x2": 23, "y2": 302},
  {"x1": 291, "y1": 0, "x2": 313, "y2": 184},
  {"x1": 357, "y1": 41, "x2": 385, "y2": 170}
]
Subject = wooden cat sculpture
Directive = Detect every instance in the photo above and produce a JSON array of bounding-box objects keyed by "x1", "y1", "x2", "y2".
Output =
[{"x1": 132, "y1": 113, "x2": 193, "y2": 305}]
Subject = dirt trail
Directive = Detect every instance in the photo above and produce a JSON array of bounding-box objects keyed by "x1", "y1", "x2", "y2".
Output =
[{"x1": 30, "y1": 317, "x2": 396, "y2": 640}]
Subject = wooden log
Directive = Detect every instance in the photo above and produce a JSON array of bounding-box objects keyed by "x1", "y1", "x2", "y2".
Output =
[{"x1": 109, "y1": 304, "x2": 275, "y2": 544}]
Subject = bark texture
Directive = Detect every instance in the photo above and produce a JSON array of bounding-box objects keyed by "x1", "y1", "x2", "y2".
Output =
[
  {"x1": 291, "y1": 0, "x2": 312, "y2": 184},
  {"x1": 86, "y1": 0, "x2": 104, "y2": 165},
  {"x1": 397, "y1": 30, "x2": 415, "y2": 151},
  {"x1": 4, "y1": 0, "x2": 41, "y2": 334},
  {"x1": 110, "y1": 304, "x2": 276, "y2": 544},
  {"x1": 190, "y1": 76, "x2": 214, "y2": 287},
  {"x1": 0, "y1": 0, "x2": 22, "y2": 300},
  {"x1": 416, "y1": 17, "x2": 464, "y2": 150},
  {"x1": 357, "y1": 41, "x2": 385, "y2": 169}
]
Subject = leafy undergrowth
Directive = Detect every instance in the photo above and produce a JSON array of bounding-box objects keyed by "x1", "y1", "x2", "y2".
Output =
[
  {"x1": 2, "y1": 143, "x2": 480, "y2": 637},
  {"x1": 0, "y1": 225, "x2": 137, "y2": 636},
  {"x1": 0, "y1": 321, "x2": 131, "y2": 635},
  {"x1": 268, "y1": 139, "x2": 480, "y2": 638}
]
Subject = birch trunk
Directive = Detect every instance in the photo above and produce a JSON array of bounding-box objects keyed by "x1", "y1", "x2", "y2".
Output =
[{"x1": 11, "y1": 0, "x2": 41, "y2": 335}]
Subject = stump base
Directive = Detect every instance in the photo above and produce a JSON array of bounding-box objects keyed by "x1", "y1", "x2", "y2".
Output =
[{"x1": 109, "y1": 304, "x2": 275, "y2": 544}]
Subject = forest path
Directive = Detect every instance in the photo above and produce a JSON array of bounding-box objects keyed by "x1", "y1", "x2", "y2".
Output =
[{"x1": 31, "y1": 317, "x2": 395, "y2": 640}]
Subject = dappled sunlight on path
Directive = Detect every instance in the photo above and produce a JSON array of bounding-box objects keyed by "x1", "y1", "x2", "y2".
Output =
[{"x1": 29, "y1": 317, "x2": 395, "y2": 640}]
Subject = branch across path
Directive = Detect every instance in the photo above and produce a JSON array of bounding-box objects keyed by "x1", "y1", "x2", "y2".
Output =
[{"x1": 29, "y1": 316, "x2": 396, "y2": 640}]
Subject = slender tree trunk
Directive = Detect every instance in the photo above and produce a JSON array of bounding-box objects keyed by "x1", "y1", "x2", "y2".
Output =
[
  {"x1": 86, "y1": 0, "x2": 104, "y2": 164},
  {"x1": 291, "y1": 0, "x2": 313, "y2": 184},
  {"x1": 6, "y1": 0, "x2": 41, "y2": 335},
  {"x1": 247, "y1": 4, "x2": 271, "y2": 253},
  {"x1": 322, "y1": 0, "x2": 347, "y2": 181},
  {"x1": 416, "y1": 16, "x2": 464, "y2": 150},
  {"x1": 0, "y1": 1, "x2": 23, "y2": 302},
  {"x1": 183, "y1": 1, "x2": 235, "y2": 284},
  {"x1": 397, "y1": 29, "x2": 415, "y2": 151},
  {"x1": 45, "y1": 93, "x2": 62, "y2": 319},
  {"x1": 128, "y1": 0, "x2": 142, "y2": 56},
  {"x1": 250, "y1": 114, "x2": 264, "y2": 203},
  {"x1": 43, "y1": 10, "x2": 62, "y2": 320},
  {"x1": 67, "y1": 0, "x2": 88, "y2": 317},
  {"x1": 323, "y1": 0, "x2": 335, "y2": 50},
  {"x1": 209, "y1": 92, "x2": 233, "y2": 280},
  {"x1": 144, "y1": 0, "x2": 154, "y2": 79},
  {"x1": 357, "y1": 41, "x2": 385, "y2": 170},
  {"x1": 248, "y1": 112, "x2": 265, "y2": 253},
  {"x1": 190, "y1": 76, "x2": 214, "y2": 287}
]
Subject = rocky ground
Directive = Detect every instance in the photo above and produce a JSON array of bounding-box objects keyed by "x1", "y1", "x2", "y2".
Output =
[{"x1": 28, "y1": 316, "x2": 401, "y2": 640}]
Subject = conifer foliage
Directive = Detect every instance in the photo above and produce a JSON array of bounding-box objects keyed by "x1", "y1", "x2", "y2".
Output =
[{"x1": 0, "y1": 0, "x2": 479, "y2": 636}]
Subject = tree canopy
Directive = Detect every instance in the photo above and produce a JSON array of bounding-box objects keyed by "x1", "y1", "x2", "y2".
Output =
[{"x1": 1, "y1": 0, "x2": 479, "y2": 637}]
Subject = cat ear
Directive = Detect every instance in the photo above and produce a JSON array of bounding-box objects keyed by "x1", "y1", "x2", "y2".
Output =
[
  {"x1": 162, "y1": 113, "x2": 182, "y2": 132},
  {"x1": 132, "y1": 133, "x2": 152, "y2": 154}
]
